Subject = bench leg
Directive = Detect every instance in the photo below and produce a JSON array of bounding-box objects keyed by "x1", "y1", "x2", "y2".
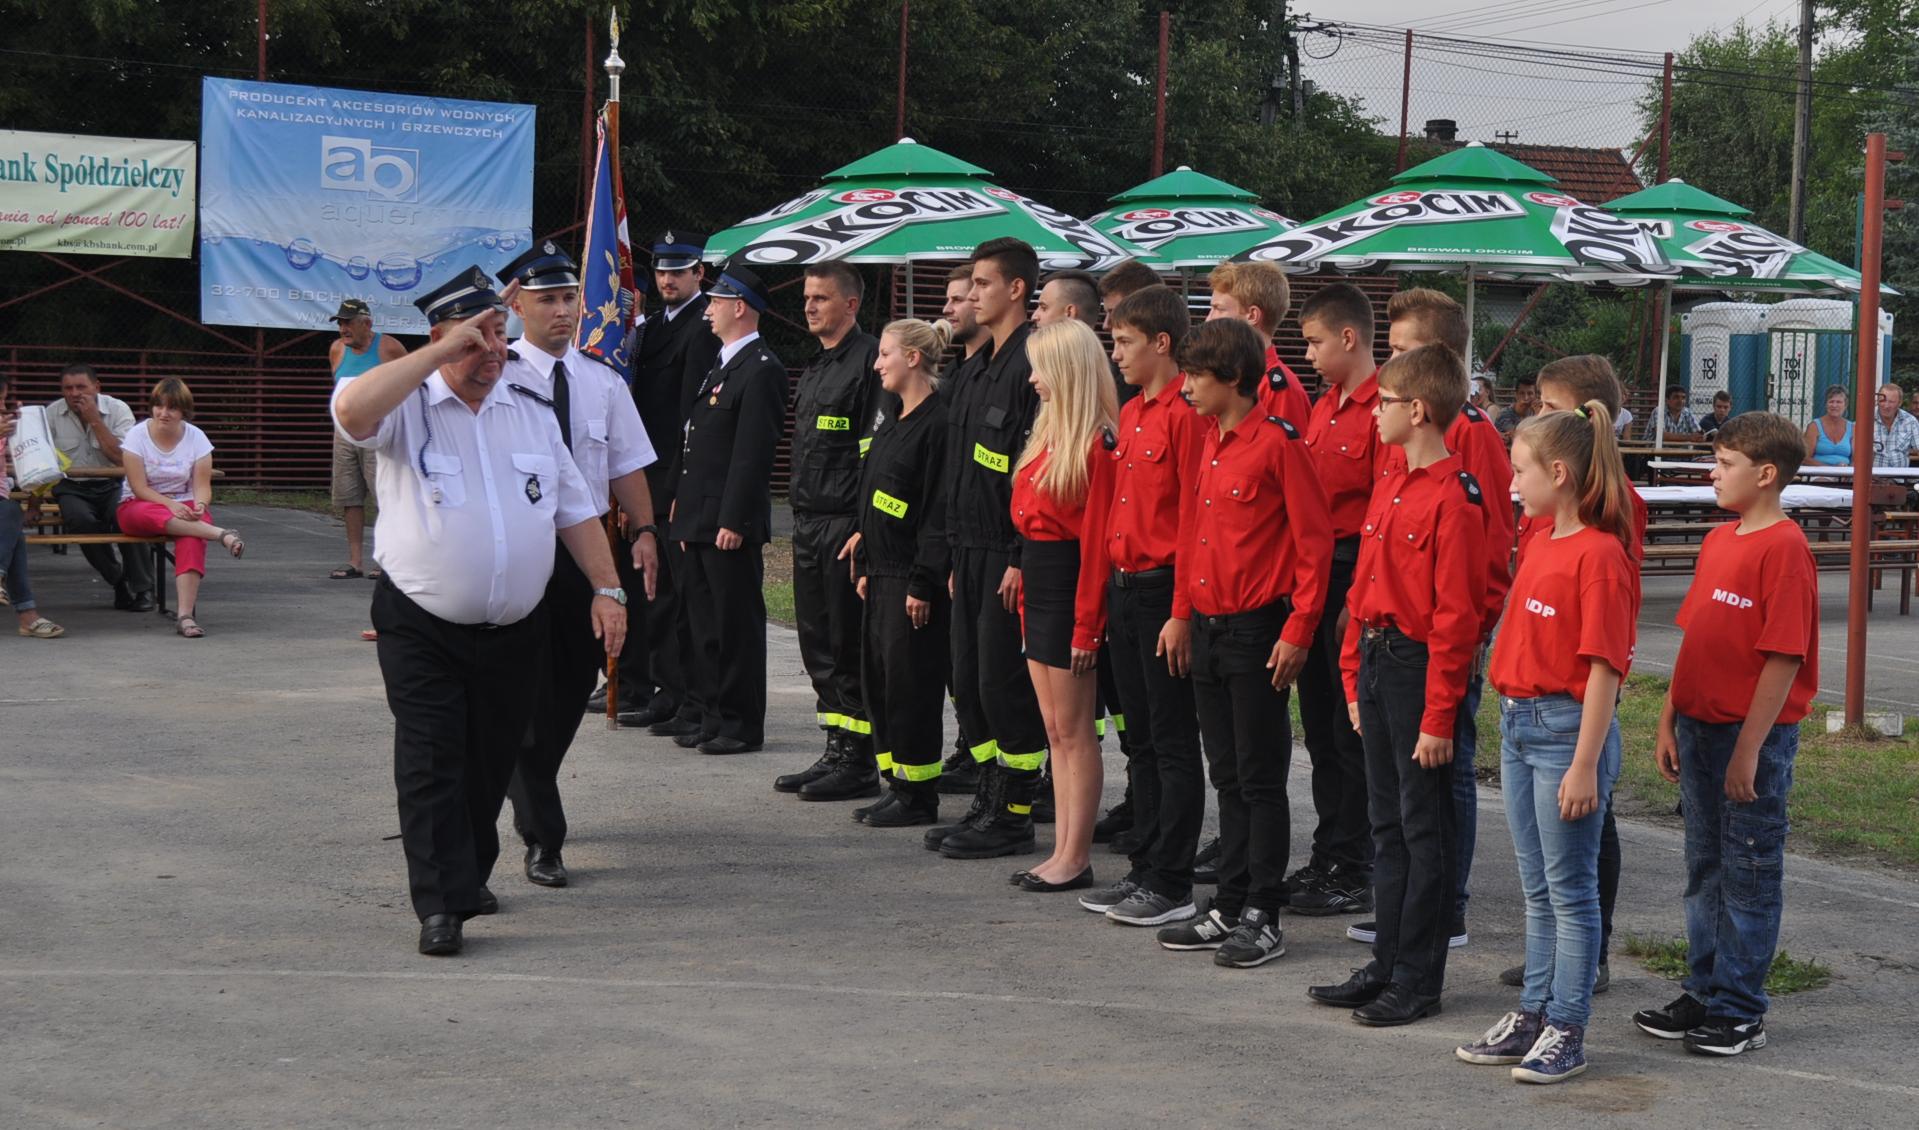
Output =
[{"x1": 153, "y1": 543, "x2": 169, "y2": 617}]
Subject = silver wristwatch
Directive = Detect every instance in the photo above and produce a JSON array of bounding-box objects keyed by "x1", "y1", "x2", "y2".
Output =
[{"x1": 593, "y1": 587, "x2": 628, "y2": 606}]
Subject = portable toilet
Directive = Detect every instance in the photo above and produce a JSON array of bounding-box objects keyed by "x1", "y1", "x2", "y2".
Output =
[
  {"x1": 1679, "y1": 302, "x2": 1769, "y2": 415},
  {"x1": 1763, "y1": 298, "x2": 1894, "y2": 426}
]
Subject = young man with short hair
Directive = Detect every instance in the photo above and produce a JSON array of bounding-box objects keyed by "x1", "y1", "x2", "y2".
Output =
[
  {"x1": 932, "y1": 262, "x2": 989, "y2": 795},
  {"x1": 1495, "y1": 376, "x2": 1538, "y2": 435},
  {"x1": 1699, "y1": 389, "x2": 1734, "y2": 437},
  {"x1": 1205, "y1": 261, "x2": 1310, "y2": 428},
  {"x1": 1097, "y1": 260, "x2": 1162, "y2": 329}
]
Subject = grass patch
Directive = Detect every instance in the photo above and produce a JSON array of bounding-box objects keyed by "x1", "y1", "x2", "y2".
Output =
[
  {"x1": 764, "y1": 535, "x2": 794, "y2": 626},
  {"x1": 219, "y1": 487, "x2": 337, "y2": 515},
  {"x1": 1621, "y1": 934, "x2": 1833, "y2": 995}
]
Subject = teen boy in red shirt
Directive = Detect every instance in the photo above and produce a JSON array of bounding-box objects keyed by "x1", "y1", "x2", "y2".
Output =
[
  {"x1": 1152, "y1": 318, "x2": 1332, "y2": 968},
  {"x1": 1633, "y1": 412, "x2": 1819, "y2": 1059},
  {"x1": 1205, "y1": 261, "x2": 1311, "y2": 428},
  {"x1": 1312, "y1": 342, "x2": 1485, "y2": 1027}
]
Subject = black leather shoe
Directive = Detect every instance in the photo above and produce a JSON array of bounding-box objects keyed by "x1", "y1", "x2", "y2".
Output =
[
  {"x1": 524, "y1": 844, "x2": 568, "y2": 887},
  {"x1": 799, "y1": 760, "x2": 880, "y2": 801},
  {"x1": 777, "y1": 735, "x2": 841, "y2": 794},
  {"x1": 698, "y1": 736, "x2": 762, "y2": 755},
  {"x1": 626, "y1": 703, "x2": 679, "y2": 728},
  {"x1": 475, "y1": 887, "x2": 499, "y2": 915},
  {"x1": 583, "y1": 684, "x2": 608, "y2": 715},
  {"x1": 127, "y1": 592, "x2": 157, "y2": 613},
  {"x1": 418, "y1": 914, "x2": 462, "y2": 956},
  {"x1": 863, "y1": 791, "x2": 937, "y2": 827},
  {"x1": 1017, "y1": 867, "x2": 1095, "y2": 892},
  {"x1": 1308, "y1": 970, "x2": 1391, "y2": 1008},
  {"x1": 651, "y1": 716, "x2": 702, "y2": 737},
  {"x1": 674, "y1": 730, "x2": 713, "y2": 749},
  {"x1": 1352, "y1": 984, "x2": 1442, "y2": 1027}
]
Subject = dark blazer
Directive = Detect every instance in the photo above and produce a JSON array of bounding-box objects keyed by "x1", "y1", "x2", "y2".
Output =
[
  {"x1": 632, "y1": 294, "x2": 722, "y2": 505},
  {"x1": 669, "y1": 337, "x2": 788, "y2": 546}
]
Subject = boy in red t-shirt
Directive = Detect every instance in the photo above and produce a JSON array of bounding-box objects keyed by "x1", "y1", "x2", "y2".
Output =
[
  {"x1": 1632, "y1": 412, "x2": 1819, "y2": 1059},
  {"x1": 1309, "y1": 342, "x2": 1483, "y2": 1027}
]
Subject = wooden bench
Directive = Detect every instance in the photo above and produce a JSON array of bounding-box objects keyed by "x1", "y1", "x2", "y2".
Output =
[
  {"x1": 20, "y1": 532, "x2": 175, "y2": 615},
  {"x1": 1641, "y1": 538, "x2": 1919, "y2": 614}
]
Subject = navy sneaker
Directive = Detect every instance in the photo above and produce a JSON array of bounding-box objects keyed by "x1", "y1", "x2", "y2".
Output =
[
  {"x1": 1684, "y1": 1017, "x2": 1768, "y2": 1057},
  {"x1": 1456, "y1": 1010, "x2": 1545, "y2": 1066},
  {"x1": 1513, "y1": 1022, "x2": 1587, "y2": 1084},
  {"x1": 1633, "y1": 992, "x2": 1710, "y2": 1040}
]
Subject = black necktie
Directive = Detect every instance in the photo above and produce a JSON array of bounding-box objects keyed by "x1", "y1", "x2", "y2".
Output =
[{"x1": 551, "y1": 359, "x2": 573, "y2": 450}]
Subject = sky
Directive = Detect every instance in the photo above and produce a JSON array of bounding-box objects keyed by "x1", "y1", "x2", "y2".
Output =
[{"x1": 1296, "y1": 0, "x2": 1810, "y2": 149}]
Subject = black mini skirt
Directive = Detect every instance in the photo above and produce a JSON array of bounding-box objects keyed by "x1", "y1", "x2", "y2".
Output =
[{"x1": 1020, "y1": 537, "x2": 1081, "y2": 670}]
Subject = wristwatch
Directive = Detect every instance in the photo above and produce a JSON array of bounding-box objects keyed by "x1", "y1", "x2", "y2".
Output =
[
  {"x1": 593, "y1": 587, "x2": 628, "y2": 606},
  {"x1": 632, "y1": 523, "x2": 659, "y2": 538}
]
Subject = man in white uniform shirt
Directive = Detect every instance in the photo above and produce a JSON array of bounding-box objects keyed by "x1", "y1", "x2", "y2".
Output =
[
  {"x1": 495, "y1": 243, "x2": 660, "y2": 890},
  {"x1": 332, "y1": 265, "x2": 626, "y2": 958}
]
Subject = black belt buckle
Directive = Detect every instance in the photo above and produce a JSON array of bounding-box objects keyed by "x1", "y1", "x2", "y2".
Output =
[{"x1": 1111, "y1": 565, "x2": 1173, "y2": 589}]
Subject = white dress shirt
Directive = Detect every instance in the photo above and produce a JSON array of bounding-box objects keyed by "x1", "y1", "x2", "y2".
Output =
[
  {"x1": 332, "y1": 370, "x2": 597, "y2": 626},
  {"x1": 502, "y1": 339, "x2": 655, "y2": 510},
  {"x1": 45, "y1": 393, "x2": 135, "y2": 469},
  {"x1": 714, "y1": 330, "x2": 761, "y2": 374}
]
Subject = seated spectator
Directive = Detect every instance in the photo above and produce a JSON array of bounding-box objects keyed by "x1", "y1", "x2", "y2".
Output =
[
  {"x1": 1, "y1": 379, "x2": 66, "y2": 638},
  {"x1": 1803, "y1": 385, "x2": 1853, "y2": 467},
  {"x1": 46, "y1": 362, "x2": 156, "y2": 611},
  {"x1": 114, "y1": 378, "x2": 246, "y2": 639},
  {"x1": 1470, "y1": 374, "x2": 1497, "y2": 416},
  {"x1": 1646, "y1": 386, "x2": 1701, "y2": 441},
  {"x1": 1612, "y1": 403, "x2": 1634, "y2": 438},
  {"x1": 1873, "y1": 383, "x2": 1919, "y2": 468},
  {"x1": 1698, "y1": 390, "x2": 1734, "y2": 437},
  {"x1": 1494, "y1": 375, "x2": 1537, "y2": 435}
]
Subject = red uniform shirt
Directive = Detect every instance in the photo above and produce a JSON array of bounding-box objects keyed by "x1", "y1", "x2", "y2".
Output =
[
  {"x1": 1488, "y1": 525, "x2": 1640, "y2": 702},
  {"x1": 1670, "y1": 519, "x2": 1820, "y2": 725},
  {"x1": 1260, "y1": 344, "x2": 1312, "y2": 430},
  {"x1": 1105, "y1": 377, "x2": 1207, "y2": 620},
  {"x1": 1182, "y1": 411, "x2": 1333, "y2": 648},
  {"x1": 1517, "y1": 491, "x2": 1650, "y2": 571},
  {"x1": 1382, "y1": 403, "x2": 1513, "y2": 637},
  {"x1": 1302, "y1": 371, "x2": 1383, "y2": 540},
  {"x1": 1012, "y1": 438, "x2": 1116, "y2": 652},
  {"x1": 1341, "y1": 453, "x2": 1487, "y2": 736}
]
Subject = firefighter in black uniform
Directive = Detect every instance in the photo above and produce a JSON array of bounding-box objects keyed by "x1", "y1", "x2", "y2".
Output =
[
  {"x1": 668, "y1": 262, "x2": 787, "y2": 755},
  {"x1": 599, "y1": 231, "x2": 722, "y2": 731},
  {"x1": 846, "y1": 317, "x2": 952, "y2": 827},
  {"x1": 772, "y1": 261, "x2": 889, "y2": 801},
  {"x1": 926, "y1": 237, "x2": 1050, "y2": 860}
]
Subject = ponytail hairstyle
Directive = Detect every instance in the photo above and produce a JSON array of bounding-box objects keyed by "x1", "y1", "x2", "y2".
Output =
[
  {"x1": 882, "y1": 317, "x2": 954, "y2": 384},
  {"x1": 1019, "y1": 319, "x2": 1119, "y2": 505},
  {"x1": 1512, "y1": 399, "x2": 1634, "y2": 549}
]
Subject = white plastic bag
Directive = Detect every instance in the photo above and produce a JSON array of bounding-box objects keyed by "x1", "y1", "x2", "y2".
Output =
[{"x1": 7, "y1": 405, "x2": 64, "y2": 490}]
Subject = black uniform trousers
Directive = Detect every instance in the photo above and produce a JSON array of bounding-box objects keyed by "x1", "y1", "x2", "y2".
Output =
[
  {"x1": 635, "y1": 464, "x2": 695, "y2": 719},
  {"x1": 792, "y1": 511, "x2": 866, "y2": 736},
  {"x1": 507, "y1": 546, "x2": 601, "y2": 852},
  {"x1": 949, "y1": 545, "x2": 1048, "y2": 764},
  {"x1": 1191, "y1": 599, "x2": 1294, "y2": 919},
  {"x1": 1297, "y1": 540, "x2": 1371, "y2": 872},
  {"x1": 1355, "y1": 627, "x2": 1457, "y2": 998},
  {"x1": 862, "y1": 574, "x2": 950, "y2": 779},
  {"x1": 372, "y1": 578, "x2": 546, "y2": 921},
  {"x1": 681, "y1": 540, "x2": 766, "y2": 744},
  {"x1": 1105, "y1": 570, "x2": 1205, "y2": 901},
  {"x1": 608, "y1": 531, "x2": 651, "y2": 710}
]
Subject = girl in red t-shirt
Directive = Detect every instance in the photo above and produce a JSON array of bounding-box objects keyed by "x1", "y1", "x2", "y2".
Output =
[
  {"x1": 1008, "y1": 319, "x2": 1118, "y2": 893},
  {"x1": 1458, "y1": 402, "x2": 1639, "y2": 1085}
]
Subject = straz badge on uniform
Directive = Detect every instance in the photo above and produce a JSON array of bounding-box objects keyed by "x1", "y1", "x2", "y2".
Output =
[{"x1": 524, "y1": 473, "x2": 543, "y2": 504}]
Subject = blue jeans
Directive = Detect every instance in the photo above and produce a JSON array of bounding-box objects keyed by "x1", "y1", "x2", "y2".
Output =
[
  {"x1": 0, "y1": 498, "x2": 36, "y2": 613},
  {"x1": 1678, "y1": 715, "x2": 1798, "y2": 1023},
  {"x1": 1452, "y1": 654, "x2": 1485, "y2": 922},
  {"x1": 1501, "y1": 693, "x2": 1620, "y2": 1028}
]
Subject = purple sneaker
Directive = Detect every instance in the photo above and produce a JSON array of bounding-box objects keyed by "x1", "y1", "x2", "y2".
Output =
[
  {"x1": 1456, "y1": 1010, "x2": 1545, "y2": 1066},
  {"x1": 1513, "y1": 1022, "x2": 1588, "y2": 1084}
]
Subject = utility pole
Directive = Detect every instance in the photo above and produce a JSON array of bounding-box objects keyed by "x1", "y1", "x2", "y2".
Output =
[{"x1": 1790, "y1": 0, "x2": 1815, "y2": 245}]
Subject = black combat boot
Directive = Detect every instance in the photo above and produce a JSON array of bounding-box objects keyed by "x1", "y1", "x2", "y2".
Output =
[
  {"x1": 924, "y1": 760, "x2": 998, "y2": 850},
  {"x1": 774, "y1": 730, "x2": 842, "y2": 794},
  {"x1": 938, "y1": 765, "x2": 1038, "y2": 859},
  {"x1": 799, "y1": 732, "x2": 881, "y2": 802}
]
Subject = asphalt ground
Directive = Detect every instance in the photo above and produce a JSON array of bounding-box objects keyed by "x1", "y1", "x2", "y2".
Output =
[{"x1": 3, "y1": 504, "x2": 1917, "y2": 1128}]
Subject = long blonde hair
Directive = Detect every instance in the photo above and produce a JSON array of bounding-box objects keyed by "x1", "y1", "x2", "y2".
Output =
[
  {"x1": 1513, "y1": 399, "x2": 1635, "y2": 550},
  {"x1": 1018, "y1": 320, "x2": 1118, "y2": 504}
]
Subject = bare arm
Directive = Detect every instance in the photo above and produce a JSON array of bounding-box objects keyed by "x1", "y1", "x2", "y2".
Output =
[
  {"x1": 558, "y1": 515, "x2": 626, "y2": 657},
  {"x1": 1725, "y1": 654, "x2": 1801, "y2": 803},
  {"x1": 379, "y1": 335, "x2": 409, "y2": 361}
]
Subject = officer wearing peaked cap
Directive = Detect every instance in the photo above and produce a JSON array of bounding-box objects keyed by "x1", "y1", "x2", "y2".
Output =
[
  {"x1": 494, "y1": 242, "x2": 660, "y2": 890},
  {"x1": 331, "y1": 266, "x2": 626, "y2": 957},
  {"x1": 668, "y1": 260, "x2": 788, "y2": 755}
]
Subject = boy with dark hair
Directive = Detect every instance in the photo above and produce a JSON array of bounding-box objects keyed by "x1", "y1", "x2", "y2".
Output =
[
  {"x1": 1285, "y1": 282, "x2": 1382, "y2": 918},
  {"x1": 1076, "y1": 284, "x2": 1208, "y2": 926},
  {"x1": 1634, "y1": 411, "x2": 1817, "y2": 1058},
  {"x1": 1312, "y1": 342, "x2": 1484, "y2": 1026},
  {"x1": 1153, "y1": 318, "x2": 1332, "y2": 967}
]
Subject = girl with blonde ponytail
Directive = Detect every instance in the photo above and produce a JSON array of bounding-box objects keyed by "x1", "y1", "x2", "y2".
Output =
[{"x1": 1458, "y1": 402, "x2": 1642, "y2": 1084}]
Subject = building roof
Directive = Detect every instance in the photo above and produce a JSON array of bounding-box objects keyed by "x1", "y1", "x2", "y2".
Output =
[{"x1": 1470, "y1": 142, "x2": 1645, "y2": 204}]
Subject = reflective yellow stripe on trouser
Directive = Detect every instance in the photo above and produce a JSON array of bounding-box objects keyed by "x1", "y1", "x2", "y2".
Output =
[
  {"x1": 997, "y1": 749, "x2": 1046, "y2": 772},
  {"x1": 1094, "y1": 713, "x2": 1127, "y2": 737},
  {"x1": 818, "y1": 711, "x2": 872, "y2": 735},
  {"x1": 970, "y1": 738, "x2": 1000, "y2": 764},
  {"x1": 876, "y1": 752, "x2": 896, "y2": 777},
  {"x1": 892, "y1": 760, "x2": 942, "y2": 782}
]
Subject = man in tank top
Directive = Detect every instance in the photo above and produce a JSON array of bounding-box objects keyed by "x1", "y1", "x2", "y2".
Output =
[{"x1": 328, "y1": 298, "x2": 406, "y2": 581}]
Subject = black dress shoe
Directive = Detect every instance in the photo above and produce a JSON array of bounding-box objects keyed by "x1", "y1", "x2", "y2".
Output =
[
  {"x1": 1017, "y1": 867, "x2": 1095, "y2": 893},
  {"x1": 418, "y1": 914, "x2": 462, "y2": 956},
  {"x1": 584, "y1": 684, "x2": 608, "y2": 715},
  {"x1": 475, "y1": 887, "x2": 499, "y2": 915},
  {"x1": 1308, "y1": 969, "x2": 1391, "y2": 1008},
  {"x1": 674, "y1": 730, "x2": 713, "y2": 749},
  {"x1": 1352, "y1": 984, "x2": 1442, "y2": 1027},
  {"x1": 626, "y1": 703, "x2": 679, "y2": 728},
  {"x1": 524, "y1": 844, "x2": 568, "y2": 887},
  {"x1": 651, "y1": 716, "x2": 702, "y2": 737},
  {"x1": 699, "y1": 736, "x2": 763, "y2": 755}
]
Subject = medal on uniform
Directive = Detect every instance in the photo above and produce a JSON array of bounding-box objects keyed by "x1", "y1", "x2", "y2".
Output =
[
  {"x1": 708, "y1": 380, "x2": 724, "y2": 407},
  {"x1": 524, "y1": 474, "x2": 542, "y2": 503}
]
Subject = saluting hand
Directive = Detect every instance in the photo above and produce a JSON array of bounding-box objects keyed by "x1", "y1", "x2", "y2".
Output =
[{"x1": 589, "y1": 594, "x2": 626, "y2": 658}]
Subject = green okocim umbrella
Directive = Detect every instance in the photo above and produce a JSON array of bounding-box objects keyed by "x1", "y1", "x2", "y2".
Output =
[
  {"x1": 704, "y1": 138, "x2": 1142, "y2": 271},
  {"x1": 1237, "y1": 142, "x2": 1675, "y2": 279},
  {"x1": 1087, "y1": 166, "x2": 1295, "y2": 268},
  {"x1": 1603, "y1": 178, "x2": 1877, "y2": 295}
]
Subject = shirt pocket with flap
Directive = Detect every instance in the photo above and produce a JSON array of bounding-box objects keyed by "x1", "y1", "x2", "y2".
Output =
[
  {"x1": 512, "y1": 452, "x2": 559, "y2": 513},
  {"x1": 577, "y1": 417, "x2": 610, "y2": 487},
  {"x1": 421, "y1": 452, "x2": 467, "y2": 508}
]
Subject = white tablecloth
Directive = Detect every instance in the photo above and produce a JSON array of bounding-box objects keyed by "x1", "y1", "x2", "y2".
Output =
[{"x1": 1637, "y1": 484, "x2": 1854, "y2": 508}]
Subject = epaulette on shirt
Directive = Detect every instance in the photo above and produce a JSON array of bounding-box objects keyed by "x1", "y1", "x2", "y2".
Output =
[
  {"x1": 1266, "y1": 364, "x2": 1286, "y2": 387},
  {"x1": 1463, "y1": 403, "x2": 1488, "y2": 424},
  {"x1": 508, "y1": 382, "x2": 555, "y2": 408},
  {"x1": 1266, "y1": 415, "x2": 1300, "y2": 439},
  {"x1": 1455, "y1": 469, "x2": 1485, "y2": 505},
  {"x1": 1100, "y1": 425, "x2": 1118, "y2": 451}
]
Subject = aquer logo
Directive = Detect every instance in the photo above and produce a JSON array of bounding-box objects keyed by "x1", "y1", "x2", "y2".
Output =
[
  {"x1": 1712, "y1": 588, "x2": 1755, "y2": 609},
  {"x1": 321, "y1": 135, "x2": 420, "y2": 202},
  {"x1": 1524, "y1": 598, "x2": 1557, "y2": 618}
]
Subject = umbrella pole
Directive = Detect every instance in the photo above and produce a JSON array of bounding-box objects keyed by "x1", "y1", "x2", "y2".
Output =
[
  {"x1": 1654, "y1": 283, "x2": 1673, "y2": 448},
  {"x1": 1464, "y1": 264, "x2": 1476, "y2": 369}
]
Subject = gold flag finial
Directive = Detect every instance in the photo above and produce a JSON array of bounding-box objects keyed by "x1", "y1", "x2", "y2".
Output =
[{"x1": 609, "y1": 9, "x2": 621, "y2": 44}]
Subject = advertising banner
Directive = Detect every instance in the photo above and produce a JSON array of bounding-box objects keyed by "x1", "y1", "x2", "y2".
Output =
[
  {"x1": 0, "y1": 129, "x2": 196, "y2": 258},
  {"x1": 199, "y1": 77, "x2": 534, "y2": 333}
]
